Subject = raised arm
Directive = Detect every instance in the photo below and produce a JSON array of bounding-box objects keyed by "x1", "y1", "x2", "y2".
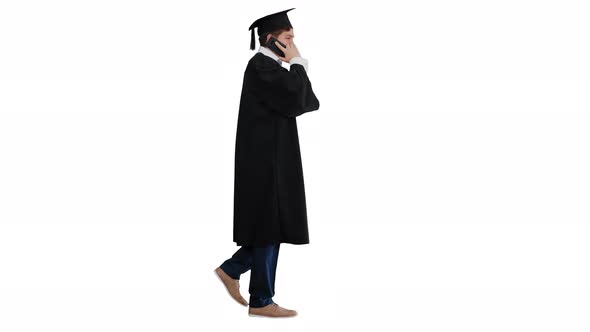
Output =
[{"x1": 254, "y1": 62, "x2": 319, "y2": 118}]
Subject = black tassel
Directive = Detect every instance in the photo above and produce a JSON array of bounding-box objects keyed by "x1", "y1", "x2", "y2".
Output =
[{"x1": 250, "y1": 28, "x2": 255, "y2": 50}]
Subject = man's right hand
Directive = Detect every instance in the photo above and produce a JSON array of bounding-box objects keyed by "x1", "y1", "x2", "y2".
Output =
[{"x1": 275, "y1": 41, "x2": 301, "y2": 62}]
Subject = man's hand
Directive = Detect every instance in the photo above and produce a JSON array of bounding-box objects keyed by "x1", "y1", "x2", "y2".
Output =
[{"x1": 275, "y1": 41, "x2": 301, "y2": 62}]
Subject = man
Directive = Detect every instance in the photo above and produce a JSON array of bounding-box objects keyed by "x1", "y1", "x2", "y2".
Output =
[{"x1": 213, "y1": 8, "x2": 320, "y2": 318}]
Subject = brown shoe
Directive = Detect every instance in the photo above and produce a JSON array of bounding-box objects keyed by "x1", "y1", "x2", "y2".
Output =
[
  {"x1": 248, "y1": 303, "x2": 298, "y2": 318},
  {"x1": 214, "y1": 267, "x2": 249, "y2": 306}
]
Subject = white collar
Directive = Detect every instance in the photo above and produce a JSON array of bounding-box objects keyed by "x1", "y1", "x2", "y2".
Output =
[{"x1": 258, "y1": 45, "x2": 282, "y2": 64}]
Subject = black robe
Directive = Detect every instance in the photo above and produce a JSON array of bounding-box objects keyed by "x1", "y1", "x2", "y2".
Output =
[{"x1": 233, "y1": 52, "x2": 320, "y2": 246}]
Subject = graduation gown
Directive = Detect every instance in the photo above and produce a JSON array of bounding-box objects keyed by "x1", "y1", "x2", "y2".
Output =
[{"x1": 233, "y1": 52, "x2": 320, "y2": 246}]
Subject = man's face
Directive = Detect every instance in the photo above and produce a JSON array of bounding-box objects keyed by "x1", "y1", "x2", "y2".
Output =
[{"x1": 266, "y1": 28, "x2": 294, "y2": 47}]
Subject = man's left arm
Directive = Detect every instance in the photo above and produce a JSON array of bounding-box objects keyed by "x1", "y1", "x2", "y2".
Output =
[{"x1": 289, "y1": 56, "x2": 309, "y2": 73}]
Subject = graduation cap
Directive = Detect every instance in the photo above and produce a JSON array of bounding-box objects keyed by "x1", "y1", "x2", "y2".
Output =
[{"x1": 248, "y1": 8, "x2": 295, "y2": 50}]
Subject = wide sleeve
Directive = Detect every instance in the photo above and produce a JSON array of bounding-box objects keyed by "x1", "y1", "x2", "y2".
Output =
[
  {"x1": 289, "y1": 56, "x2": 309, "y2": 73},
  {"x1": 254, "y1": 62, "x2": 320, "y2": 118}
]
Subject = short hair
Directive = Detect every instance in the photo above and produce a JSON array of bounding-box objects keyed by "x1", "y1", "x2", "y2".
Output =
[{"x1": 258, "y1": 27, "x2": 291, "y2": 48}]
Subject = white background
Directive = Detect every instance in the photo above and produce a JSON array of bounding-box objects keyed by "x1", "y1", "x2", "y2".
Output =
[{"x1": 1, "y1": 0, "x2": 589, "y2": 331}]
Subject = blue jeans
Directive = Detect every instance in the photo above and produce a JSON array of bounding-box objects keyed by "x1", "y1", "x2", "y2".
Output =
[{"x1": 219, "y1": 244, "x2": 281, "y2": 308}]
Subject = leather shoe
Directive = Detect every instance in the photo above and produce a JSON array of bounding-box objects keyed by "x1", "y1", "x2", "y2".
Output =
[
  {"x1": 214, "y1": 267, "x2": 249, "y2": 306},
  {"x1": 248, "y1": 303, "x2": 298, "y2": 318}
]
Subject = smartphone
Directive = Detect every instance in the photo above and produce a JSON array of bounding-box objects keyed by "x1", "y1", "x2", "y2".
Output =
[{"x1": 266, "y1": 36, "x2": 286, "y2": 57}]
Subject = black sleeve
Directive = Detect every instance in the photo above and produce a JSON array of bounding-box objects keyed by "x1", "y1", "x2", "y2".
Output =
[{"x1": 254, "y1": 63, "x2": 320, "y2": 118}]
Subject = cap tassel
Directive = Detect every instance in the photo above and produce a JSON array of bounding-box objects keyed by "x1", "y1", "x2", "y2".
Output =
[{"x1": 250, "y1": 28, "x2": 255, "y2": 50}]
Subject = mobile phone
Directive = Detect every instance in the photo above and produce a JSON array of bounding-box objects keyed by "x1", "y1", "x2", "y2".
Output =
[{"x1": 266, "y1": 36, "x2": 286, "y2": 57}]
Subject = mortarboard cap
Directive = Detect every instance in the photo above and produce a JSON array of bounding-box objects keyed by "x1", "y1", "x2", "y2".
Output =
[{"x1": 248, "y1": 8, "x2": 295, "y2": 50}]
